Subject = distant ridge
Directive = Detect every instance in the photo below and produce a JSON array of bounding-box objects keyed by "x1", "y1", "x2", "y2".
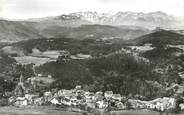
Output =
[
  {"x1": 26, "y1": 11, "x2": 182, "y2": 29},
  {"x1": 133, "y1": 29, "x2": 184, "y2": 46},
  {"x1": 0, "y1": 20, "x2": 43, "y2": 42}
]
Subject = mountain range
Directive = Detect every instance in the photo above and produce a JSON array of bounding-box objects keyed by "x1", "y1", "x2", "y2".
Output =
[
  {"x1": 0, "y1": 11, "x2": 183, "y2": 42},
  {"x1": 28, "y1": 11, "x2": 183, "y2": 29}
]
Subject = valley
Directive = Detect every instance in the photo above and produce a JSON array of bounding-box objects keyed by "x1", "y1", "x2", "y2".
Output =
[{"x1": 0, "y1": 11, "x2": 184, "y2": 114}]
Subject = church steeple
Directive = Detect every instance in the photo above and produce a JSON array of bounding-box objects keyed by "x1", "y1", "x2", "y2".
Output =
[
  {"x1": 15, "y1": 74, "x2": 26, "y2": 96},
  {"x1": 32, "y1": 64, "x2": 37, "y2": 76},
  {"x1": 19, "y1": 74, "x2": 24, "y2": 83}
]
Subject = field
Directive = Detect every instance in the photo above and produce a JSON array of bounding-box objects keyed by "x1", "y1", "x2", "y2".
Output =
[
  {"x1": 14, "y1": 56, "x2": 56, "y2": 66},
  {"x1": 0, "y1": 106, "x2": 83, "y2": 115},
  {"x1": 0, "y1": 107, "x2": 182, "y2": 115}
]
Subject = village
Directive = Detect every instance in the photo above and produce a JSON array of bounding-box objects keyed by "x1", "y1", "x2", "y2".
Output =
[{"x1": 5, "y1": 74, "x2": 181, "y2": 113}]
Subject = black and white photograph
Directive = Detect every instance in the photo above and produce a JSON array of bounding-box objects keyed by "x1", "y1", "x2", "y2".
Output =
[{"x1": 0, "y1": 0, "x2": 183, "y2": 115}]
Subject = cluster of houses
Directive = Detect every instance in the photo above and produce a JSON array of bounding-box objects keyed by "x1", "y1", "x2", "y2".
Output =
[
  {"x1": 8, "y1": 86, "x2": 126, "y2": 111},
  {"x1": 129, "y1": 97, "x2": 176, "y2": 111},
  {"x1": 5, "y1": 72, "x2": 180, "y2": 112},
  {"x1": 8, "y1": 84, "x2": 178, "y2": 112}
]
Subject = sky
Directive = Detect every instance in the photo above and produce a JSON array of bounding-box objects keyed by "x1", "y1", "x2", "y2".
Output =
[{"x1": 0, "y1": 0, "x2": 183, "y2": 19}]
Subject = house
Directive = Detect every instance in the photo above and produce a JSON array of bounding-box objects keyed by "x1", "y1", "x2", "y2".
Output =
[
  {"x1": 96, "y1": 91, "x2": 103, "y2": 95},
  {"x1": 104, "y1": 91, "x2": 113, "y2": 99},
  {"x1": 84, "y1": 91, "x2": 91, "y2": 96},
  {"x1": 179, "y1": 103, "x2": 184, "y2": 110},
  {"x1": 70, "y1": 96, "x2": 80, "y2": 106},
  {"x1": 8, "y1": 96, "x2": 16, "y2": 105},
  {"x1": 44, "y1": 91, "x2": 53, "y2": 101},
  {"x1": 115, "y1": 102, "x2": 126, "y2": 109},
  {"x1": 168, "y1": 98, "x2": 175, "y2": 107},
  {"x1": 61, "y1": 99, "x2": 72, "y2": 106},
  {"x1": 34, "y1": 97, "x2": 44, "y2": 105},
  {"x1": 84, "y1": 92, "x2": 95, "y2": 100},
  {"x1": 112, "y1": 94, "x2": 122, "y2": 101},
  {"x1": 57, "y1": 90, "x2": 64, "y2": 97},
  {"x1": 148, "y1": 103, "x2": 156, "y2": 109},
  {"x1": 75, "y1": 85, "x2": 82, "y2": 90},
  {"x1": 25, "y1": 94, "x2": 39, "y2": 104},
  {"x1": 96, "y1": 101, "x2": 108, "y2": 109},
  {"x1": 48, "y1": 74, "x2": 52, "y2": 78},
  {"x1": 179, "y1": 72, "x2": 184, "y2": 79},
  {"x1": 76, "y1": 89, "x2": 85, "y2": 94},
  {"x1": 70, "y1": 96, "x2": 78, "y2": 104},
  {"x1": 38, "y1": 74, "x2": 42, "y2": 77},
  {"x1": 62, "y1": 90, "x2": 73, "y2": 95},
  {"x1": 44, "y1": 91, "x2": 52, "y2": 97},
  {"x1": 50, "y1": 98, "x2": 60, "y2": 105},
  {"x1": 14, "y1": 97, "x2": 28, "y2": 107},
  {"x1": 64, "y1": 95, "x2": 72, "y2": 100},
  {"x1": 86, "y1": 99, "x2": 93, "y2": 103},
  {"x1": 94, "y1": 95, "x2": 104, "y2": 101}
]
